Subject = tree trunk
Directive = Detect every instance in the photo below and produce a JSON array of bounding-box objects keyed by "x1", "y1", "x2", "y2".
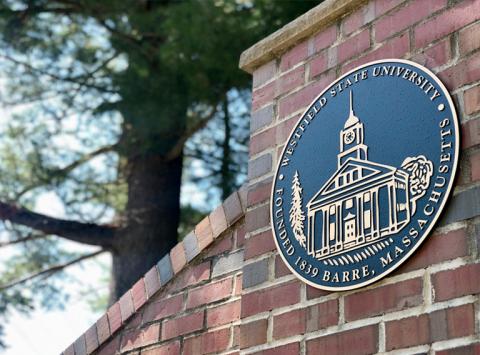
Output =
[
  {"x1": 221, "y1": 95, "x2": 234, "y2": 200},
  {"x1": 109, "y1": 153, "x2": 182, "y2": 301}
]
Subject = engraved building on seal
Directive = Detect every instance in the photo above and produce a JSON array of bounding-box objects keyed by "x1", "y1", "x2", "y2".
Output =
[{"x1": 306, "y1": 92, "x2": 411, "y2": 260}]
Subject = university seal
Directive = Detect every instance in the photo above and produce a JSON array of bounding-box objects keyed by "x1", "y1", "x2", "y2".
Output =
[{"x1": 271, "y1": 59, "x2": 459, "y2": 290}]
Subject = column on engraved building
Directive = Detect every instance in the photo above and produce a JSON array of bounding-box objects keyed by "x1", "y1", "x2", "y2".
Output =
[{"x1": 307, "y1": 212, "x2": 315, "y2": 256}]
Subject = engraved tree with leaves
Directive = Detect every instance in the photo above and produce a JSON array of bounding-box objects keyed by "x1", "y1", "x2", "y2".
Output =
[{"x1": 290, "y1": 171, "x2": 306, "y2": 248}]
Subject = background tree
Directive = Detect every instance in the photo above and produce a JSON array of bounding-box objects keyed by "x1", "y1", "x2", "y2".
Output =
[{"x1": 0, "y1": 0, "x2": 318, "y2": 348}]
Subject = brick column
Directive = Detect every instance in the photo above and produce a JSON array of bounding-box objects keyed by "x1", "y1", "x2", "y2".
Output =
[{"x1": 240, "y1": 0, "x2": 480, "y2": 353}]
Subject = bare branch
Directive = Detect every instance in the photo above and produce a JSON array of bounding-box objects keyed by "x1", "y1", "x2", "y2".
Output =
[
  {"x1": 15, "y1": 144, "x2": 118, "y2": 199},
  {"x1": 0, "y1": 202, "x2": 117, "y2": 247},
  {"x1": 165, "y1": 109, "x2": 218, "y2": 161},
  {"x1": 0, "y1": 54, "x2": 116, "y2": 94},
  {"x1": 0, "y1": 233, "x2": 47, "y2": 247},
  {"x1": 0, "y1": 249, "x2": 105, "y2": 291},
  {"x1": 49, "y1": 144, "x2": 118, "y2": 177}
]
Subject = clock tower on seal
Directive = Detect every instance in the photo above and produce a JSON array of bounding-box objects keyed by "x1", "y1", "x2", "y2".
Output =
[{"x1": 338, "y1": 91, "x2": 368, "y2": 168}]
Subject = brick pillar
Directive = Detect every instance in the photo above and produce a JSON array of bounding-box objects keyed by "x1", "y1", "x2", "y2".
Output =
[{"x1": 240, "y1": 0, "x2": 480, "y2": 353}]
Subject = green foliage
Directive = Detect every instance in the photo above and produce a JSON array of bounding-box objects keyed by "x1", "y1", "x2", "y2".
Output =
[{"x1": 0, "y1": 0, "x2": 319, "y2": 349}]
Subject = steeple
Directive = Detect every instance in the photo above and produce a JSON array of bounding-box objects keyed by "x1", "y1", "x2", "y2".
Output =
[
  {"x1": 338, "y1": 90, "x2": 368, "y2": 167},
  {"x1": 344, "y1": 91, "x2": 359, "y2": 128}
]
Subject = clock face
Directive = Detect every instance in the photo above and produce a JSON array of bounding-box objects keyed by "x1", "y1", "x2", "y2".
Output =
[{"x1": 344, "y1": 130, "x2": 355, "y2": 144}]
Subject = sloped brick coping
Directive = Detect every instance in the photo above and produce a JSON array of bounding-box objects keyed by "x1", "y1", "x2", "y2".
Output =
[
  {"x1": 62, "y1": 187, "x2": 247, "y2": 355},
  {"x1": 239, "y1": 0, "x2": 367, "y2": 73}
]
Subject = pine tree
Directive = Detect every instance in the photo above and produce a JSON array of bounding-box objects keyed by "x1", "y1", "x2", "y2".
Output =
[{"x1": 290, "y1": 171, "x2": 306, "y2": 248}]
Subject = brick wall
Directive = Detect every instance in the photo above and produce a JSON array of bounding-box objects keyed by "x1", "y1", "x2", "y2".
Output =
[
  {"x1": 241, "y1": 0, "x2": 480, "y2": 354},
  {"x1": 65, "y1": 0, "x2": 480, "y2": 354},
  {"x1": 63, "y1": 190, "x2": 247, "y2": 355}
]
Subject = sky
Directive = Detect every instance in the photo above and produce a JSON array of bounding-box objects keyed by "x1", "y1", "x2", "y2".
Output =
[{"x1": 3, "y1": 192, "x2": 107, "y2": 355}]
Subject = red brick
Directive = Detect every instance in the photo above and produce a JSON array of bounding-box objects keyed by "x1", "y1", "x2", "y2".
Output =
[
  {"x1": 342, "y1": 32, "x2": 409, "y2": 74},
  {"x1": 96, "y1": 314, "x2": 110, "y2": 344},
  {"x1": 240, "y1": 319, "x2": 268, "y2": 349},
  {"x1": 96, "y1": 336, "x2": 120, "y2": 355},
  {"x1": 343, "y1": 0, "x2": 405, "y2": 36},
  {"x1": 235, "y1": 274, "x2": 242, "y2": 296},
  {"x1": 280, "y1": 41, "x2": 308, "y2": 72},
  {"x1": 119, "y1": 291, "x2": 134, "y2": 322},
  {"x1": 232, "y1": 325, "x2": 240, "y2": 348},
  {"x1": 386, "y1": 313, "x2": 430, "y2": 350},
  {"x1": 170, "y1": 261, "x2": 210, "y2": 293},
  {"x1": 306, "y1": 285, "x2": 331, "y2": 300},
  {"x1": 241, "y1": 281, "x2": 300, "y2": 318},
  {"x1": 186, "y1": 277, "x2": 232, "y2": 309},
  {"x1": 245, "y1": 203, "x2": 270, "y2": 232},
  {"x1": 385, "y1": 304, "x2": 475, "y2": 350},
  {"x1": 184, "y1": 328, "x2": 230, "y2": 355},
  {"x1": 244, "y1": 230, "x2": 275, "y2": 260},
  {"x1": 239, "y1": 185, "x2": 247, "y2": 209},
  {"x1": 170, "y1": 243, "x2": 187, "y2": 274},
  {"x1": 223, "y1": 191, "x2": 243, "y2": 225},
  {"x1": 194, "y1": 220, "x2": 212, "y2": 252},
  {"x1": 307, "y1": 325, "x2": 378, "y2": 354},
  {"x1": 343, "y1": 4, "x2": 369, "y2": 35},
  {"x1": 74, "y1": 336, "x2": 86, "y2": 355},
  {"x1": 314, "y1": 25, "x2": 337, "y2": 52},
  {"x1": 247, "y1": 178, "x2": 272, "y2": 207},
  {"x1": 438, "y1": 53, "x2": 480, "y2": 91},
  {"x1": 275, "y1": 254, "x2": 291, "y2": 277},
  {"x1": 399, "y1": 228, "x2": 469, "y2": 273},
  {"x1": 107, "y1": 302, "x2": 122, "y2": 334},
  {"x1": 278, "y1": 71, "x2": 335, "y2": 118},
  {"x1": 250, "y1": 126, "x2": 275, "y2": 156},
  {"x1": 253, "y1": 60, "x2": 276, "y2": 88},
  {"x1": 249, "y1": 149, "x2": 271, "y2": 179},
  {"x1": 459, "y1": 22, "x2": 480, "y2": 55},
  {"x1": 207, "y1": 300, "x2": 241, "y2": 327},
  {"x1": 144, "y1": 266, "x2": 161, "y2": 299},
  {"x1": 85, "y1": 325, "x2": 99, "y2": 354},
  {"x1": 63, "y1": 345, "x2": 75, "y2": 355},
  {"x1": 276, "y1": 116, "x2": 298, "y2": 145},
  {"x1": 273, "y1": 308, "x2": 306, "y2": 339},
  {"x1": 306, "y1": 299, "x2": 339, "y2": 331},
  {"x1": 337, "y1": 29, "x2": 370, "y2": 64},
  {"x1": 376, "y1": 0, "x2": 446, "y2": 43},
  {"x1": 445, "y1": 303, "x2": 475, "y2": 339},
  {"x1": 412, "y1": 37, "x2": 451, "y2": 70},
  {"x1": 251, "y1": 342, "x2": 300, "y2": 355},
  {"x1": 436, "y1": 343, "x2": 480, "y2": 355},
  {"x1": 462, "y1": 118, "x2": 480, "y2": 149},
  {"x1": 432, "y1": 263, "x2": 480, "y2": 301},
  {"x1": 252, "y1": 81, "x2": 275, "y2": 111},
  {"x1": 415, "y1": 0, "x2": 480, "y2": 49},
  {"x1": 309, "y1": 52, "x2": 328, "y2": 78},
  {"x1": 141, "y1": 341, "x2": 181, "y2": 355},
  {"x1": 162, "y1": 310, "x2": 204, "y2": 340},
  {"x1": 131, "y1": 279, "x2": 147, "y2": 311},
  {"x1": 373, "y1": 0, "x2": 404, "y2": 17},
  {"x1": 206, "y1": 234, "x2": 233, "y2": 257},
  {"x1": 471, "y1": 151, "x2": 480, "y2": 182},
  {"x1": 143, "y1": 294, "x2": 183, "y2": 323},
  {"x1": 345, "y1": 278, "x2": 423, "y2": 321},
  {"x1": 236, "y1": 223, "x2": 246, "y2": 247},
  {"x1": 210, "y1": 204, "x2": 228, "y2": 238},
  {"x1": 120, "y1": 323, "x2": 159, "y2": 352},
  {"x1": 464, "y1": 85, "x2": 480, "y2": 115},
  {"x1": 276, "y1": 65, "x2": 305, "y2": 97},
  {"x1": 126, "y1": 313, "x2": 141, "y2": 329}
]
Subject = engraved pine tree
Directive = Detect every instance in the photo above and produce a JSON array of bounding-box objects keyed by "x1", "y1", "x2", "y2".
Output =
[{"x1": 290, "y1": 170, "x2": 306, "y2": 248}]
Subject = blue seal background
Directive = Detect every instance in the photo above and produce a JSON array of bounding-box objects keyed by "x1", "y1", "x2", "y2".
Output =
[{"x1": 272, "y1": 60, "x2": 458, "y2": 289}]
